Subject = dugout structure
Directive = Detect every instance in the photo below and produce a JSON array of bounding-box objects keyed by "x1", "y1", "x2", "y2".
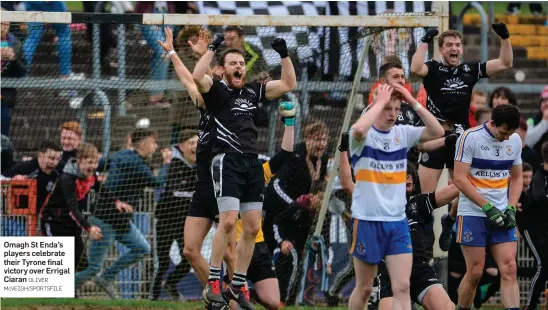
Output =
[{"x1": 1, "y1": 7, "x2": 452, "y2": 304}]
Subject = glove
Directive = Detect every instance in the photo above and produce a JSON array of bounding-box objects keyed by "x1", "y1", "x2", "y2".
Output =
[
  {"x1": 444, "y1": 134, "x2": 458, "y2": 148},
  {"x1": 208, "y1": 33, "x2": 225, "y2": 52},
  {"x1": 271, "y1": 38, "x2": 289, "y2": 59},
  {"x1": 278, "y1": 102, "x2": 296, "y2": 126},
  {"x1": 492, "y1": 23, "x2": 510, "y2": 40},
  {"x1": 421, "y1": 28, "x2": 439, "y2": 44},
  {"x1": 482, "y1": 202, "x2": 505, "y2": 228},
  {"x1": 338, "y1": 132, "x2": 349, "y2": 152},
  {"x1": 503, "y1": 205, "x2": 517, "y2": 229}
]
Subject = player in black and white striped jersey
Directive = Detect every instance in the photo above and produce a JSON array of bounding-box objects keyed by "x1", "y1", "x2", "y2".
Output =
[{"x1": 193, "y1": 31, "x2": 296, "y2": 310}]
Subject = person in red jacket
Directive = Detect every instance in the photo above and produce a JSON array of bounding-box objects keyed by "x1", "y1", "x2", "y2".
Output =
[{"x1": 468, "y1": 90, "x2": 487, "y2": 127}]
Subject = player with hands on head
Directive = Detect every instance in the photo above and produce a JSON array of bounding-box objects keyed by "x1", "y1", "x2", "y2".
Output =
[
  {"x1": 193, "y1": 30, "x2": 296, "y2": 310},
  {"x1": 453, "y1": 104, "x2": 522, "y2": 310},
  {"x1": 348, "y1": 81, "x2": 443, "y2": 310}
]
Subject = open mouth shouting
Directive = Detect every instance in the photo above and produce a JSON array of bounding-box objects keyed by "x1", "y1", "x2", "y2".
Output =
[
  {"x1": 234, "y1": 70, "x2": 242, "y2": 82},
  {"x1": 449, "y1": 52, "x2": 459, "y2": 62}
]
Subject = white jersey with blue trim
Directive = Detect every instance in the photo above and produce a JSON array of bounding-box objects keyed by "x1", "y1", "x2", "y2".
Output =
[
  {"x1": 455, "y1": 123, "x2": 522, "y2": 217},
  {"x1": 349, "y1": 125, "x2": 424, "y2": 221}
]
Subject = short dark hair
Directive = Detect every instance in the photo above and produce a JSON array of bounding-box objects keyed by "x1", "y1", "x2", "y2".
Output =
[
  {"x1": 491, "y1": 104, "x2": 520, "y2": 130},
  {"x1": 131, "y1": 128, "x2": 157, "y2": 145},
  {"x1": 38, "y1": 140, "x2": 62, "y2": 153},
  {"x1": 522, "y1": 162, "x2": 533, "y2": 173},
  {"x1": 224, "y1": 25, "x2": 244, "y2": 37},
  {"x1": 304, "y1": 120, "x2": 329, "y2": 138},
  {"x1": 489, "y1": 87, "x2": 518, "y2": 107},
  {"x1": 542, "y1": 141, "x2": 548, "y2": 163},
  {"x1": 379, "y1": 61, "x2": 403, "y2": 79},
  {"x1": 219, "y1": 48, "x2": 246, "y2": 66},
  {"x1": 178, "y1": 129, "x2": 197, "y2": 144}
]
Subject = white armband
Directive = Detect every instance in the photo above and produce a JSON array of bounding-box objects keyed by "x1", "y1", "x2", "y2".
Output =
[{"x1": 167, "y1": 50, "x2": 176, "y2": 57}]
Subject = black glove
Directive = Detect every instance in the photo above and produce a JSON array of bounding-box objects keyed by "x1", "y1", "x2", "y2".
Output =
[
  {"x1": 338, "y1": 132, "x2": 349, "y2": 152},
  {"x1": 503, "y1": 205, "x2": 517, "y2": 229},
  {"x1": 271, "y1": 38, "x2": 289, "y2": 59},
  {"x1": 444, "y1": 134, "x2": 458, "y2": 148},
  {"x1": 421, "y1": 28, "x2": 439, "y2": 44},
  {"x1": 492, "y1": 23, "x2": 510, "y2": 39},
  {"x1": 208, "y1": 33, "x2": 225, "y2": 52}
]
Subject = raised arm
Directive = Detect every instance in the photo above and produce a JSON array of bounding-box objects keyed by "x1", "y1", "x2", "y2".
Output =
[
  {"x1": 265, "y1": 38, "x2": 297, "y2": 100},
  {"x1": 411, "y1": 29, "x2": 438, "y2": 77},
  {"x1": 158, "y1": 27, "x2": 205, "y2": 107},
  {"x1": 393, "y1": 83, "x2": 444, "y2": 142},
  {"x1": 351, "y1": 84, "x2": 393, "y2": 141},
  {"x1": 192, "y1": 34, "x2": 224, "y2": 93},
  {"x1": 486, "y1": 23, "x2": 513, "y2": 76},
  {"x1": 337, "y1": 132, "x2": 355, "y2": 195}
]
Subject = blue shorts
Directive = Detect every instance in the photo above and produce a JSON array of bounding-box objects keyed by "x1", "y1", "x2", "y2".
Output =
[
  {"x1": 456, "y1": 215, "x2": 517, "y2": 247},
  {"x1": 349, "y1": 218, "x2": 412, "y2": 265}
]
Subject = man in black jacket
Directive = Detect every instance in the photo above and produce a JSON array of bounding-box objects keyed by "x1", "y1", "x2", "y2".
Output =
[
  {"x1": 1, "y1": 18, "x2": 26, "y2": 137},
  {"x1": 44, "y1": 143, "x2": 104, "y2": 273},
  {"x1": 150, "y1": 129, "x2": 198, "y2": 301},
  {"x1": 262, "y1": 120, "x2": 330, "y2": 304},
  {"x1": 520, "y1": 142, "x2": 548, "y2": 310},
  {"x1": 4, "y1": 140, "x2": 62, "y2": 217}
]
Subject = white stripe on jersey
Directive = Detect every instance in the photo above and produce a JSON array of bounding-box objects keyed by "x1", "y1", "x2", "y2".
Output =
[{"x1": 455, "y1": 123, "x2": 522, "y2": 217}]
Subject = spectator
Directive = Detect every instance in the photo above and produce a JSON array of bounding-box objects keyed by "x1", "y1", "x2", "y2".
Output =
[
  {"x1": 519, "y1": 142, "x2": 548, "y2": 310},
  {"x1": 74, "y1": 128, "x2": 159, "y2": 299},
  {"x1": 134, "y1": 1, "x2": 177, "y2": 108},
  {"x1": 525, "y1": 86, "x2": 548, "y2": 155},
  {"x1": 468, "y1": 90, "x2": 487, "y2": 127},
  {"x1": 507, "y1": 2, "x2": 544, "y2": 16},
  {"x1": 42, "y1": 143, "x2": 103, "y2": 275},
  {"x1": 1, "y1": 134, "x2": 17, "y2": 175},
  {"x1": 59, "y1": 121, "x2": 82, "y2": 163},
  {"x1": 150, "y1": 130, "x2": 197, "y2": 301},
  {"x1": 222, "y1": 25, "x2": 267, "y2": 79},
  {"x1": 23, "y1": 2, "x2": 76, "y2": 78},
  {"x1": 488, "y1": 86, "x2": 517, "y2": 108},
  {"x1": 3, "y1": 140, "x2": 62, "y2": 216},
  {"x1": 1, "y1": 17, "x2": 26, "y2": 137},
  {"x1": 517, "y1": 118, "x2": 543, "y2": 173}
]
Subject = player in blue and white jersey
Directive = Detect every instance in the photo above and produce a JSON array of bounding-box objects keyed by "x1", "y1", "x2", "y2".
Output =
[
  {"x1": 347, "y1": 67, "x2": 444, "y2": 310},
  {"x1": 453, "y1": 104, "x2": 522, "y2": 310}
]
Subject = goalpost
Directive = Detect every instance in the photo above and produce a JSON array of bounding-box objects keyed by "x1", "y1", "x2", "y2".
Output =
[{"x1": 1, "y1": 6, "x2": 449, "y2": 303}]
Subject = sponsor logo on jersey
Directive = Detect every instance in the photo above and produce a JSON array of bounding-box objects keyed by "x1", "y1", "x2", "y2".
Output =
[
  {"x1": 441, "y1": 77, "x2": 468, "y2": 91},
  {"x1": 232, "y1": 98, "x2": 256, "y2": 112}
]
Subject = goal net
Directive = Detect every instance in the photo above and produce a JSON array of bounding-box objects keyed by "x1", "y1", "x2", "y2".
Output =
[{"x1": 1, "y1": 9, "x2": 445, "y2": 305}]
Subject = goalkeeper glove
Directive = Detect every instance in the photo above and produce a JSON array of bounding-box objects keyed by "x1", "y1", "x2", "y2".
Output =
[
  {"x1": 503, "y1": 205, "x2": 517, "y2": 229},
  {"x1": 421, "y1": 28, "x2": 439, "y2": 44},
  {"x1": 271, "y1": 38, "x2": 289, "y2": 59},
  {"x1": 482, "y1": 202, "x2": 505, "y2": 228},
  {"x1": 208, "y1": 33, "x2": 225, "y2": 52},
  {"x1": 278, "y1": 102, "x2": 296, "y2": 126},
  {"x1": 338, "y1": 132, "x2": 349, "y2": 152},
  {"x1": 492, "y1": 23, "x2": 510, "y2": 40}
]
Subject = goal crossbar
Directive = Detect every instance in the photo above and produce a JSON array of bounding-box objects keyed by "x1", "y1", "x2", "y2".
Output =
[{"x1": 2, "y1": 11, "x2": 445, "y2": 27}]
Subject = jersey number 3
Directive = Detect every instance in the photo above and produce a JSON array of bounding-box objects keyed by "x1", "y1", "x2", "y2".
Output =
[{"x1": 495, "y1": 149, "x2": 500, "y2": 156}]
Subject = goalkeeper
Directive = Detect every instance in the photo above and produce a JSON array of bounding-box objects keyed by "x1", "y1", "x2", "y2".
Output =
[{"x1": 452, "y1": 104, "x2": 522, "y2": 310}]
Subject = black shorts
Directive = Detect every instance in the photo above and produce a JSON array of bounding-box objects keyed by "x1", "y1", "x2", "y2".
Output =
[
  {"x1": 188, "y1": 181, "x2": 219, "y2": 223},
  {"x1": 378, "y1": 260, "x2": 441, "y2": 305},
  {"x1": 247, "y1": 242, "x2": 276, "y2": 284},
  {"x1": 211, "y1": 152, "x2": 264, "y2": 203},
  {"x1": 418, "y1": 131, "x2": 455, "y2": 170}
]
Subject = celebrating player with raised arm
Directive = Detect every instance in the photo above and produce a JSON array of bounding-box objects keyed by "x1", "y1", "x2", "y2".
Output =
[
  {"x1": 347, "y1": 83, "x2": 443, "y2": 310},
  {"x1": 453, "y1": 104, "x2": 522, "y2": 310},
  {"x1": 411, "y1": 24, "x2": 513, "y2": 250},
  {"x1": 192, "y1": 33, "x2": 296, "y2": 310}
]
